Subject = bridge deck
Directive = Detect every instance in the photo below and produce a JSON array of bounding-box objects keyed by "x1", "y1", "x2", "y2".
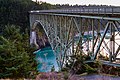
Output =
[{"x1": 30, "y1": 6, "x2": 120, "y2": 17}]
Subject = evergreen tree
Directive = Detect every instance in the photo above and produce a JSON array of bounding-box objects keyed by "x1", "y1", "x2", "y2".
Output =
[{"x1": 0, "y1": 25, "x2": 36, "y2": 78}]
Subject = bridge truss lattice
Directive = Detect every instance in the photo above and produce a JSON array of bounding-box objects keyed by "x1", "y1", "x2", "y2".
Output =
[{"x1": 30, "y1": 12, "x2": 120, "y2": 68}]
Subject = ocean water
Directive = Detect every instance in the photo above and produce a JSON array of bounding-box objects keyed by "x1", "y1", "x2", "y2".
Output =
[{"x1": 34, "y1": 47, "x2": 59, "y2": 72}]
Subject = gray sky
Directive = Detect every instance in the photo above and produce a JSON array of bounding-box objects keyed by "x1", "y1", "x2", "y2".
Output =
[{"x1": 32, "y1": 0, "x2": 120, "y2": 6}]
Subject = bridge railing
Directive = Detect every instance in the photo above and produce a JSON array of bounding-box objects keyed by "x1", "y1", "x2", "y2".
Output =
[
  {"x1": 58, "y1": 7, "x2": 120, "y2": 14},
  {"x1": 32, "y1": 7, "x2": 120, "y2": 15}
]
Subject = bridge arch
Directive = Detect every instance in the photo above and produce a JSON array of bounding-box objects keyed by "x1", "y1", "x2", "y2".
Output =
[{"x1": 30, "y1": 20, "x2": 51, "y2": 50}]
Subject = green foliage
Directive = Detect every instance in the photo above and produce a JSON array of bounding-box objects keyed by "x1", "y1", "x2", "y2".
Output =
[
  {"x1": 0, "y1": 0, "x2": 75, "y2": 78},
  {"x1": 0, "y1": 25, "x2": 36, "y2": 78},
  {"x1": 0, "y1": 1, "x2": 56, "y2": 78},
  {"x1": 65, "y1": 54, "x2": 86, "y2": 74},
  {"x1": 3, "y1": 24, "x2": 22, "y2": 40},
  {"x1": 64, "y1": 53, "x2": 98, "y2": 74},
  {"x1": 51, "y1": 65, "x2": 55, "y2": 72},
  {"x1": 63, "y1": 71, "x2": 69, "y2": 80},
  {"x1": 0, "y1": 0, "x2": 55, "y2": 32},
  {"x1": 84, "y1": 64, "x2": 97, "y2": 74},
  {"x1": 40, "y1": 2, "x2": 55, "y2": 10}
]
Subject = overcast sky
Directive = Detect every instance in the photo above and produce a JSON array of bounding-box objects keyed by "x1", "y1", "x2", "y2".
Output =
[{"x1": 32, "y1": 0, "x2": 120, "y2": 6}]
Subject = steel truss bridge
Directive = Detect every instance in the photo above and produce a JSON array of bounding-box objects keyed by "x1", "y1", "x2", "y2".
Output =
[{"x1": 29, "y1": 7, "x2": 120, "y2": 69}]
